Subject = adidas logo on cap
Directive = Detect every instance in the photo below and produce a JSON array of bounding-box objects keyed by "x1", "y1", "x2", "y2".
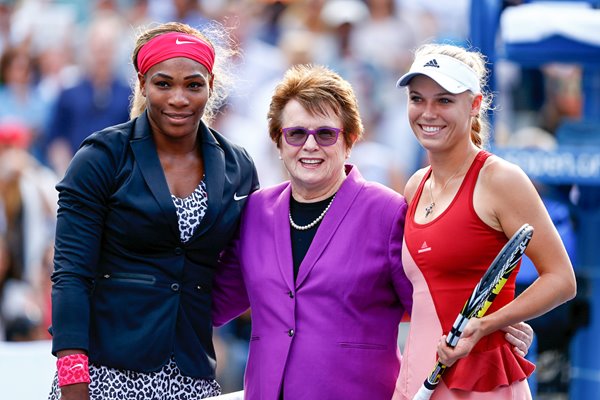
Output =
[{"x1": 423, "y1": 59, "x2": 439, "y2": 68}]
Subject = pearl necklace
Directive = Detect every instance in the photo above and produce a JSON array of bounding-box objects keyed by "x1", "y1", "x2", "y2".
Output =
[
  {"x1": 289, "y1": 194, "x2": 336, "y2": 231},
  {"x1": 424, "y1": 157, "x2": 471, "y2": 218}
]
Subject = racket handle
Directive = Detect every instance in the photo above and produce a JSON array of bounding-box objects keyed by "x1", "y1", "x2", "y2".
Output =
[
  {"x1": 448, "y1": 315, "x2": 470, "y2": 347},
  {"x1": 412, "y1": 385, "x2": 434, "y2": 400}
]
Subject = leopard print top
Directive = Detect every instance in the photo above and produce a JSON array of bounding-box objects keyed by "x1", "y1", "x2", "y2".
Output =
[{"x1": 171, "y1": 180, "x2": 208, "y2": 243}]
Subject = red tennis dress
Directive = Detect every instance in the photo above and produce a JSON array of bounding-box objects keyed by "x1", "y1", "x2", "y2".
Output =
[{"x1": 394, "y1": 151, "x2": 534, "y2": 399}]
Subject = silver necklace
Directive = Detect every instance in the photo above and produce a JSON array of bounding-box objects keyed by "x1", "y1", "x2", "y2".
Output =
[
  {"x1": 424, "y1": 158, "x2": 471, "y2": 218},
  {"x1": 289, "y1": 194, "x2": 336, "y2": 231}
]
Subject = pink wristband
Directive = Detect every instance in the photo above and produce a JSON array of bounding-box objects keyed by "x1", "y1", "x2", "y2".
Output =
[{"x1": 57, "y1": 353, "x2": 91, "y2": 387}]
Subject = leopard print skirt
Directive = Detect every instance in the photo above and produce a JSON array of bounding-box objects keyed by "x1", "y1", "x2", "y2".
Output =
[{"x1": 48, "y1": 357, "x2": 221, "y2": 399}]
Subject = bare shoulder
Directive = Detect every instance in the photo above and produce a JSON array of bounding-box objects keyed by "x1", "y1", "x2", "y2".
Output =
[
  {"x1": 479, "y1": 154, "x2": 531, "y2": 190},
  {"x1": 475, "y1": 154, "x2": 542, "y2": 230},
  {"x1": 404, "y1": 166, "x2": 429, "y2": 205}
]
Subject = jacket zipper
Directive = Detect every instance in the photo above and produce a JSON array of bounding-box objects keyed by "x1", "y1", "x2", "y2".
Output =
[{"x1": 101, "y1": 272, "x2": 156, "y2": 285}]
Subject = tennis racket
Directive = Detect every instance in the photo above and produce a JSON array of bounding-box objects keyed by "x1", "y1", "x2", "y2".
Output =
[{"x1": 412, "y1": 223, "x2": 534, "y2": 400}]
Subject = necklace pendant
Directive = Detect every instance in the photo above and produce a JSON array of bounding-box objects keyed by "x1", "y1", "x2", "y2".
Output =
[{"x1": 424, "y1": 203, "x2": 434, "y2": 217}]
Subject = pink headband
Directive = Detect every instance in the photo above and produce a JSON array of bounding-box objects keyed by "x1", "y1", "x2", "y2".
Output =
[{"x1": 136, "y1": 32, "x2": 215, "y2": 75}]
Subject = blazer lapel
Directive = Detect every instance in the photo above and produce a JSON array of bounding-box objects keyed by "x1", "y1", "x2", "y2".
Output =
[
  {"x1": 129, "y1": 113, "x2": 180, "y2": 238},
  {"x1": 273, "y1": 185, "x2": 295, "y2": 291},
  {"x1": 295, "y1": 165, "x2": 365, "y2": 288},
  {"x1": 193, "y1": 124, "x2": 225, "y2": 238}
]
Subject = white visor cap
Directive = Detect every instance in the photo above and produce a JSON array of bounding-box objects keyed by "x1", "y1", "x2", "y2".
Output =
[{"x1": 396, "y1": 54, "x2": 481, "y2": 94}]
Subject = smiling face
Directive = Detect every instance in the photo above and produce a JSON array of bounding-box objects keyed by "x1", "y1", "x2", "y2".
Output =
[
  {"x1": 280, "y1": 99, "x2": 349, "y2": 201},
  {"x1": 407, "y1": 75, "x2": 481, "y2": 152},
  {"x1": 139, "y1": 57, "x2": 211, "y2": 141}
]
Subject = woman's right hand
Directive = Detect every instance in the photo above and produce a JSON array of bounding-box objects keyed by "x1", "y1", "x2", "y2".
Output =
[
  {"x1": 502, "y1": 321, "x2": 534, "y2": 357},
  {"x1": 56, "y1": 350, "x2": 90, "y2": 400},
  {"x1": 59, "y1": 383, "x2": 90, "y2": 400}
]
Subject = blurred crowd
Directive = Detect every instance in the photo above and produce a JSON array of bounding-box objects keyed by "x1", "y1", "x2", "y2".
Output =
[{"x1": 0, "y1": 0, "x2": 587, "y2": 396}]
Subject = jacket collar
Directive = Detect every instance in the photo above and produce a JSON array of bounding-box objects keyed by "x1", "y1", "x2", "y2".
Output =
[
  {"x1": 274, "y1": 164, "x2": 366, "y2": 289},
  {"x1": 194, "y1": 121, "x2": 225, "y2": 239},
  {"x1": 129, "y1": 111, "x2": 225, "y2": 241}
]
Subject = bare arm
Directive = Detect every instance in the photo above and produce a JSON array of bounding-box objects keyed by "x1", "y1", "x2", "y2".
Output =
[{"x1": 480, "y1": 159, "x2": 576, "y2": 327}]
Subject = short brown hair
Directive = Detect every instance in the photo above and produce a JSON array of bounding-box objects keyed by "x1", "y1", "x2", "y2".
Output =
[{"x1": 267, "y1": 64, "x2": 364, "y2": 149}]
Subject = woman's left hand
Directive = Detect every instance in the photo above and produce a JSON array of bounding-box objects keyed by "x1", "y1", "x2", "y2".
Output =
[
  {"x1": 437, "y1": 319, "x2": 535, "y2": 366},
  {"x1": 502, "y1": 321, "x2": 534, "y2": 357},
  {"x1": 436, "y1": 318, "x2": 485, "y2": 367}
]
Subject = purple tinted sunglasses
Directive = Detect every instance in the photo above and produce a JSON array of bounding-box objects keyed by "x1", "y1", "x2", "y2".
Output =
[{"x1": 281, "y1": 126, "x2": 342, "y2": 147}]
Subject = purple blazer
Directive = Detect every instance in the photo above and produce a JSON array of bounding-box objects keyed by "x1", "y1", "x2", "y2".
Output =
[{"x1": 213, "y1": 165, "x2": 412, "y2": 400}]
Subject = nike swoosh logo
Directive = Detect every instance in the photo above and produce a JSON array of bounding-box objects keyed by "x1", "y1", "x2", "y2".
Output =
[
  {"x1": 175, "y1": 38, "x2": 195, "y2": 45},
  {"x1": 234, "y1": 193, "x2": 248, "y2": 201},
  {"x1": 69, "y1": 363, "x2": 84, "y2": 371}
]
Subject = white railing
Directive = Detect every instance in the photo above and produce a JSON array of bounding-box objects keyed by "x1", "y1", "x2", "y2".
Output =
[{"x1": 206, "y1": 390, "x2": 244, "y2": 399}]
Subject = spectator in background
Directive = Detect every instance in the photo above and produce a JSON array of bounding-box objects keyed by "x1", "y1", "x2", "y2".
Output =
[
  {"x1": 126, "y1": 0, "x2": 154, "y2": 29},
  {"x1": 317, "y1": 0, "x2": 410, "y2": 192},
  {"x1": 395, "y1": 0, "x2": 471, "y2": 44},
  {"x1": 147, "y1": 0, "x2": 209, "y2": 28},
  {"x1": 0, "y1": 120, "x2": 57, "y2": 341},
  {"x1": 35, "y1": 42, "x2": 79, "y2": 108},
  {"x1": 211, "y1": 0, "x2": 288, "y2": 187},
  {"x1": 0, "y1": 234, "x2": 6, "y2": 338},
  {"x1": 213, "y1": 309, "x2": 252, "y2": 393},
  {"x1": 353, "y1": 0, "x2": 424, "y2": 183},
  {"x1": 352, "y1": 0, "x2": 416, "y2": 82},
  {"x1": 276, "y1": 0, "x2": 336, "y2": 62},
  {"x1": 0, "y1": 1, "x2": 13, "y2": 55},
  {"x1": 318, "y1": 0, "x2": 378, "y2": 128},
  {"x1": 45, "y1": 14, "x2": 132, "y2": 176},
  {"x1": 0, "y1": 46, "x2": 51, "y2": 162}
]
